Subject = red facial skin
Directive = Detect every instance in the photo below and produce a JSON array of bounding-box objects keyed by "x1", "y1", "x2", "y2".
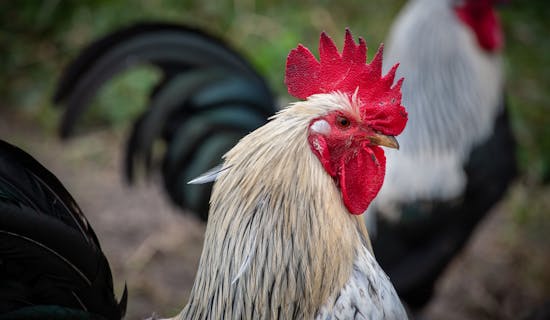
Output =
[
  {"x1": 455, "y1": 0, "x2": 503, "y2": 52},
  {"x1": 308, "y1": 111, "x2": 387, "y2": 215}
]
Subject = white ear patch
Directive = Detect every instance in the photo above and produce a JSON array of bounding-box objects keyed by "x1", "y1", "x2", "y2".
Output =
[{"x1": 310, "y1": 119, "x2": 331, "y2": 135}]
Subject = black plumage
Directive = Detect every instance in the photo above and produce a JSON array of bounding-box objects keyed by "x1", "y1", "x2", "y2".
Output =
[
  {"x1": 0, "y1": 140, "x2": 126, "y2": 320},
  {"x1": 54, "y1": 22, "x2": 277, "y2": 221}
]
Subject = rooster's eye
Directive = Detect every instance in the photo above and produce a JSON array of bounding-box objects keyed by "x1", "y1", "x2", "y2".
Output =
[{"x1": 336, "y1": 116, "x2": 351, "y2": 129}]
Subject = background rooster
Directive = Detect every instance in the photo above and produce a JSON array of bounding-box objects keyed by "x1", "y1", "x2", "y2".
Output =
[
  {"x1": 0, "y1": 139, "x2": 126, "y2": 319},
  {"x1": 53, "y1": 23, "x2": 277, "y2": 221},
  {"x1": 367, "y1": 0, "x2": 518, "y2": 310},
  {"x1": 2, "y1": 30, "x2": 410, "y2": 319}
]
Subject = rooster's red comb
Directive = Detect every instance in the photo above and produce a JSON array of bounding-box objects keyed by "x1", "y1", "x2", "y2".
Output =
[{"x1": 285, "y1": 29, "x2": 406, "y2": 135}]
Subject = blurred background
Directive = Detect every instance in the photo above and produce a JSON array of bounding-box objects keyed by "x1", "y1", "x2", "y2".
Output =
[{"x1": 1, "y1": 0, "x2": 549, "y2": 319}]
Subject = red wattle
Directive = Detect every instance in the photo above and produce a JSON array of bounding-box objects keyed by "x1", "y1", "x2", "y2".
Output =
[{"x1": 339, "y1": 146, "x2": 386, "y2": 215}]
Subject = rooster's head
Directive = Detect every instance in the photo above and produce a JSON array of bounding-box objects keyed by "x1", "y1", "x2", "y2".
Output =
[{"x1": 285, "y1": 29, "x2": 407, "y2": 215}]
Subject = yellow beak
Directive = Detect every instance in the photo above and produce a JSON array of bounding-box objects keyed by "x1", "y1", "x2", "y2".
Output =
[{"x1": 368, "y1": 133, "x2": 400, "y2": 150}]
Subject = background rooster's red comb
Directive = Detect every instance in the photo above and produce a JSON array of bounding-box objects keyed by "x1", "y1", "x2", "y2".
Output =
[{"x1": 285, "y1": 29, "x2": 407, "y2": 135}]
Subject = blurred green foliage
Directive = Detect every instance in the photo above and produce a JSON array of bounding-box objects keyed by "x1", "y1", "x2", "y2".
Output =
[
  {"x1": 500, "y1": 1, "x2": 550, "y2": 183},
  {"x1": 0, "y1": 0, "x2": 548, "y2": 180}
]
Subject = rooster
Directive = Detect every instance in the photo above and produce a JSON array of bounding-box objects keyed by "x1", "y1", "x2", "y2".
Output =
[
  {"x1": 4, "y1": 30, "x2": 409, "y2": 319},
  {"x1": 163, "y1": 29, "x2": 409, "y2": 319},
  {"x1": 367, "y1": 0, "x2": 518, "y2": 309},
  {"x1": 0, "y1": 140, "x2": 126, "y2": 319},
  {"x1": 53, "y1": 23, "x2": 277, "y2": 221}
]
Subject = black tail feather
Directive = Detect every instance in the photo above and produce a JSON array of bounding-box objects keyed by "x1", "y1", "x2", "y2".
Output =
[
  {"x1": 0, "y1": 140, "x2": 97, "y2": 246},
  {"x1": 0, "y1": 140, "x2": 126, "y2": 319},
  {"x1": 54, "y1": 22, "x2": 273, "y2": 138},
  {"x1": 54, "y1": 22, "x2": 277, "y2": 220}
]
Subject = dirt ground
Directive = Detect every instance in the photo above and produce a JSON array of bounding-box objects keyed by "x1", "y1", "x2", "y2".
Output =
[{"x1": 1, "y1": 110, "x2": 549, "y2": 320}]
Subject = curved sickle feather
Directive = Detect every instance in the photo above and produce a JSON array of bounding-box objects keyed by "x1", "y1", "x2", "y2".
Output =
[
  {"x1": 54, "y1": 22, "x2": 278, "y2": 221},
  {"x1": 55, "y1": 23, "x2": 274, "y2": 138}
]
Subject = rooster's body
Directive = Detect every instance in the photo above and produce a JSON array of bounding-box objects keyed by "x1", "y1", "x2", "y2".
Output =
[{"x1": 368, "y1": 0, "x2": 518, "y2": 309}]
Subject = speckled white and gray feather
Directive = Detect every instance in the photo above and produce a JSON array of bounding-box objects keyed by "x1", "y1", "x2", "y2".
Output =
[{"x1": 316, "y1": 245, "x2": 407, "y2": 320}]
